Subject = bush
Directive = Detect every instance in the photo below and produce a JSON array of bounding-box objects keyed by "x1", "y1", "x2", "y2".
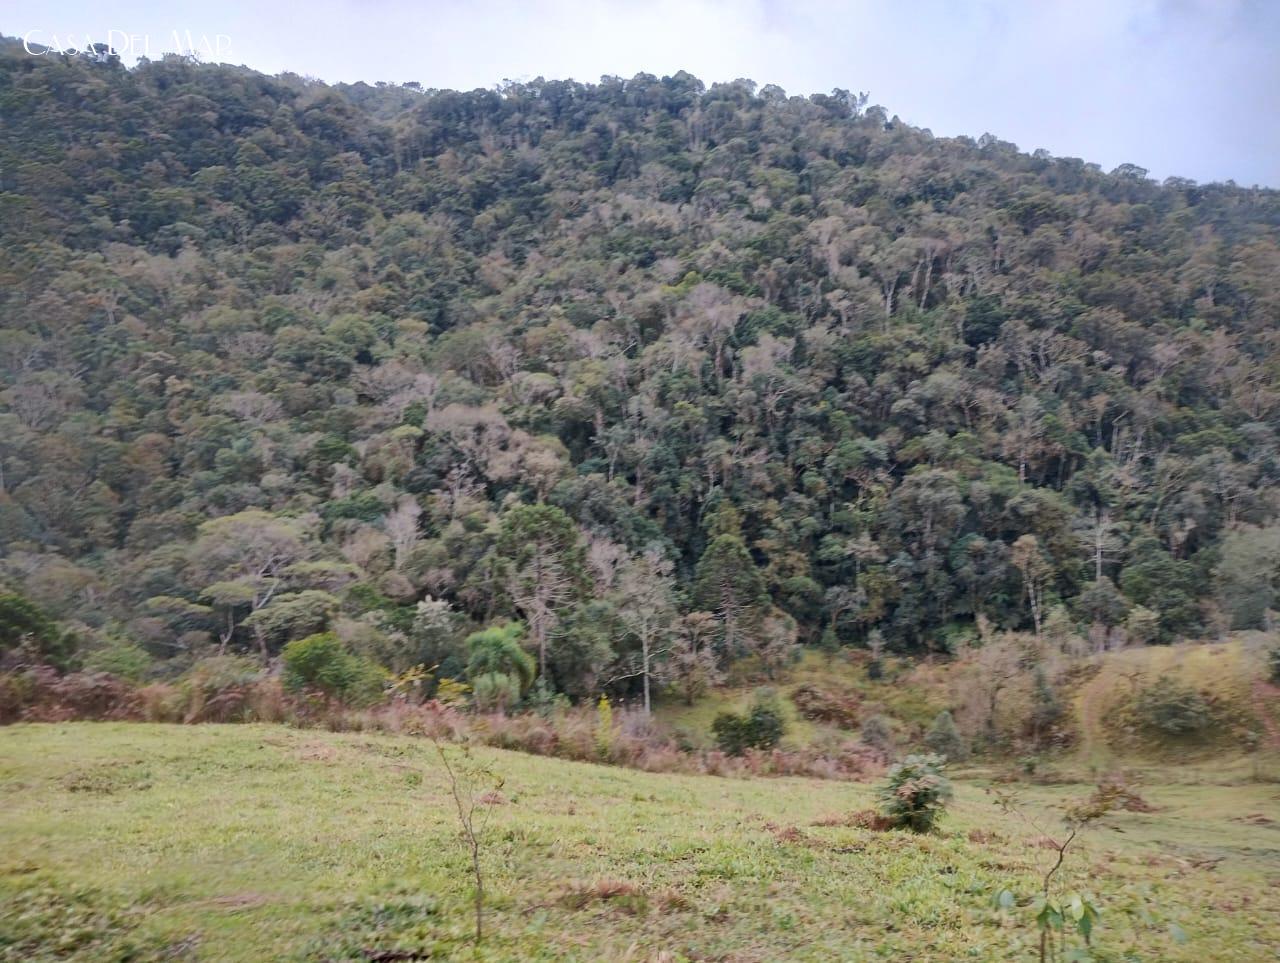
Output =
[
  {"x1": 1268, "y1": 647, "x2": 1280, "y2": 685},
  {"x1": 860, "y1": 714, "x2": 894, "y2": 754},
  {"x1": 282, "y1": 633, "x2": 386, "y2": 707},
  {"x1": 0, "y1": 593, "x2": 77, "y2": 670},
  {"x1": 791, "y1": 682, "x2": 860, "y2": 728},
  {"x1": 470, "y1": 671, "x2": 521, "y2": 713},
  {"x1": 922, "y1": 710, "x2": 967, "y2": 761},
  {"x1": 465, "y1": 623, "x2": 535, "y2": 695},
  {"x1": 181, "y1": 656, "x2": 265, "y2": 722},
  {"x1": 1133, "y1": 675, "x2": 1213, "y2": 737},
  {"x1": 81, "y1": 641, "x2": 154, "y2": 683},
  {"x1": 712, "y1": 695, "x2": 785, "y2": 756},
  {"x1": 877, "y1": 753, "x2": 952, "y2": 832}
]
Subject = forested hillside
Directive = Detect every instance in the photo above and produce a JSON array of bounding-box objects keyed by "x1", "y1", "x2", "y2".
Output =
[{"x1": 3, "y1": 39, "x2": 1280, "y2": 701}]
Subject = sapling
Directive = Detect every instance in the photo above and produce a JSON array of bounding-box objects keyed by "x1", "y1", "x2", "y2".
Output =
[
  {"x1": 992, "y1": 779, "x2": 1126, "y2": 963},
  {"x1": 430, "y1": 736, "x2": 503, "y2": 945}
]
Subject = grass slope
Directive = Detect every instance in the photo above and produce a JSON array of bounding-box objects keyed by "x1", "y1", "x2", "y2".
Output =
[{"x1": 2, "y1": 724, "x2": 1279, "y2": 961}]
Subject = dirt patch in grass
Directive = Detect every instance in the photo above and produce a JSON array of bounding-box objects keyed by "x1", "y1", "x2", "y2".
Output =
[
  {"x1": 558, "y1": 878, "x2": 650, "y2": 915},
  {"x1": 295, "y1": 742, "x2": 340, "y2": 762},
  {"x1": 810, "y1": 809, "x2": 894, "y2": 831}
]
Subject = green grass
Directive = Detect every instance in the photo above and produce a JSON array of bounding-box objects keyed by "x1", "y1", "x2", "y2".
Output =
[
  {"x1": 2, "y1": 724, "x2": 1279, "y2": 961},
  {"x1": 654, "y1": 649, "x2": 946, "y2": 749}
]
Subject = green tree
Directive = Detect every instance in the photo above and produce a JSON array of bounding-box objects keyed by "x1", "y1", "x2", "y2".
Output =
[
  {"x1": 1120, "y1": 537, "x2": 1202, "y2": 640},
  {"x1": 495, "y1": 504, "x2": 588, "y2": 679},
  {"x1": 923, "y1": 709, "x2": 967, "y2": 761},
  {"x1": 282, "y1": 632, "x2": 385, "y2": 706},
  {"x1": 1213, "y1": 525, "x2": 1280, "y2": 630},
  {"x1": 693, "y1": 533, "x2": 766, "y2": 656},
  {"x1": 465, "y1": 622, "x2": 536, "y2": 697},
  {"x1": 0, "y1": 592, "x2": 75, "y2": 670}
]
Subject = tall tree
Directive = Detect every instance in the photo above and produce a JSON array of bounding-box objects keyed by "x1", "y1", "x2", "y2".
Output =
[
  {"x1": 494, "y1": 504, "x2": 588, "y2": 680},
  {"x1": 693, "y1": 533, "x2": 766, "y2": 656}
]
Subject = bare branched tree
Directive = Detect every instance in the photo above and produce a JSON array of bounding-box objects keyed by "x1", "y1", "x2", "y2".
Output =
[{"x1": 430, "y1": 737, "x2": 504, "y2": 945}]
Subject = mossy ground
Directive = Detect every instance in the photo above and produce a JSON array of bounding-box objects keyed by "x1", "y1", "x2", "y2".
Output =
[{"x1": 2, "y1": 723, "x2": 1278, "y2": 961}]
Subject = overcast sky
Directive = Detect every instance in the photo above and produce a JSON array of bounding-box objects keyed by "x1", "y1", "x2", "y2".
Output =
[{"x1": 10, "y1": 0, "x2": 1280, "y2": 186}]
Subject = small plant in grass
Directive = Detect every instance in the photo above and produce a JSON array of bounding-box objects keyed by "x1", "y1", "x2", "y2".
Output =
[
  {"x1": 876, "y1": 753, "x2": 951, "y2": 832},
  {"x1": 923, "y1": 709, "x2": 967, "y2": 761},
  {"x1": 1268, "y1": 645, "x2": 1280, "y2": 684},
  {"x1": 860, "y1": 713, "x2": 894, "y2": 755},
  {"x1": 711, "y1": 692, "x2": 785, "y2": 755},
  {"x1": 992, "y1": 775, "x2": 1179, "y2": 962},
  {"x1": 429, "y1": 736, "x2": 504, "y2": 946}
]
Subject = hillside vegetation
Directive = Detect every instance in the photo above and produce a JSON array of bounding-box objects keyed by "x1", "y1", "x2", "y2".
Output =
[
  {"x1": 2, "y1": 723, "x2": 1278, "y2": 961},
  {"x1": 2, "y1": 41, "x2": 1280, "y2": 708}
]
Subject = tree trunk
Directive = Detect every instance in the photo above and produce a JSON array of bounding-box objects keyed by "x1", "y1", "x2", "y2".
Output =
[{"x1": 641, "y1": 635, "x2": 651, "y2": 715}]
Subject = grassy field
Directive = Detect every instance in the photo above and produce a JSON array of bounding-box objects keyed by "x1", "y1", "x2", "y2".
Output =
[{"x1": 2, "y1": 724, "x2": 1278, "y2": 961}]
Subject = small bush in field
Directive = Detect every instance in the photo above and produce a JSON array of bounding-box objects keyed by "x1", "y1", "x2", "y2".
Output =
[
  {"x1": 1133, "y1": 675, "x2": 1212, "y2": 736},
  {"x1": 1268, "y1": 646, "x2": 1280, "y2": 685},
  {"x1": 923, "y1": 709, "x2": 967, "y2": 761},
  {"x1": 712, "y1": 695, "x2": 785, "y2": 756},
  {"x1": 877, "y1": 753, "x2": 952, "y2": 832},
  {"x1": 860, "y1": 714, "x2": 894, "y2": 754}
]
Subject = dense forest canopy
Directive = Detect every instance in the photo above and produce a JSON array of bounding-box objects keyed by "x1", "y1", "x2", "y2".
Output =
[{"x1": 2, "y1": 39, "x2": 1279, "y2": 700}]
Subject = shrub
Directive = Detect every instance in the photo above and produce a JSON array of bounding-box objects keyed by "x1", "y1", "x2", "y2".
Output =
[
  {"x1": 0, "y1": 593, "x2": 77, "y2": 670},
  {"x1": 712, "y1": 695, "x2": 785, "y2": 756},
  {"x1": 33, "y1": 671, "x2": 141, "y2": 722},
  {"x1": 595, "y1": 695, "x2": 614, "y2": 760},
  {"x1": 81, "y1": 641, "x2": 154, "y2": 683},
  {"x1": 465, "y1": 623, "x2": 535, "y2": 694},
  {"x1": 182, "y1": 656, "x2": 265, "y2": 722},
  {"x1": 791, "y1": 682, "x2": 860, "y2": 728},
  {"x1": 282, "y1": 633, "x2": 386, "y2": 707},
  {"x1": 1268, "y1": 646, "x2": 1280, "y2": 685},
  {"x1": 877, "y1": 753, "x2": 952, "y2": 832},
  {"x1": 923, "y1": 710, "x2": 967, "y2": 761},
  {"x1": 1133, "y1": 675, "x2": 1212, "y2": 737},
  {"x1": 471, "y1": 672, "x2": 521, "y2": 713},
  {"x1": 860, "y1": 714, "x2": 894, "y2": 755}
]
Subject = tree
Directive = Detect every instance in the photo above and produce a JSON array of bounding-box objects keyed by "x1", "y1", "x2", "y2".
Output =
[
  {"x1": 1213, "y1": 525, "x2": 1280, "y2": 630},
  {"x1": 1120, "y1": 536, "x2": 1202, "y2": 640},
  {"x1": 1073, "y1": 578, "x2": 1129, "y2": 637},
  {"x1": 965, "y1": 635, "x2": 1025, "y2": 747},
  {"x1": 1012, "y1": 534, "x2": 1051, "y2": 637},
  {"x1": 281, "y1": 632, "x2": 385, "y2": 706},
  {"x1": 241, "y1": 590, "x2": 338, "y2": 651},
  {"x1": 693, "y1": 532, "x2": 766, "y2": 656},
  {"x1": 383, "y1": 494, "x2": 422, "y2": 571},
  {"x1": 923, "y1": 710, "x2": 967, "y2": 761},
  {"x1": 495, "y1": 504, "x2": 588, "y2": 679},
  {"x1": 1073, "y1": 508, "x2": 1126, "y2": 581},
  {"x1": 465, "y1": 622, "x2": 536, "y2": 708},
  {"x1": 613, "y1": 547, "x2": 678, "y2": 714},
  {"x1": 188, "y1": 510, "x2": 319, "y2": 657},
  {"x1": 0, "y1": 592, "x2": 75, "y2": 670},
  {"x1": 663, "y1": 612, "x2": 724, "y2": 706}
]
